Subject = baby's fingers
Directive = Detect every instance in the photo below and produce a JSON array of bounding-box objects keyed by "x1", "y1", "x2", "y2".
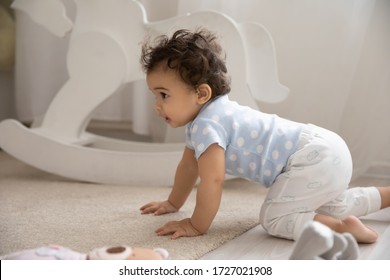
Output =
[
  {"x1": 155, "y1": 222, "x2": 177, "y2": 236},
  {"x1": 140, "y1": 203, "x2": 158, "y2": 214},
  {"x1": 171, "y1": 229, "x2": 186, "y2": 240},
  {"x1": 153, "y1": 206, "x2": 171, "y2": 216},
  {"x1": 140, "y1": 202, "x2": 153, "y2": 211},
  {"x1": 155, "y1": 221, "x2": 187, "y2": 239}
]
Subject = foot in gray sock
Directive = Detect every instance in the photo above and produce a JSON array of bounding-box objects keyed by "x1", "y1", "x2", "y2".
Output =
[
  {"x1": 289, "y1": 221, "x2": 359, "y2": 260},
  {"x1": 289, "y1": 221, "x2": 334, "y2": 260}
]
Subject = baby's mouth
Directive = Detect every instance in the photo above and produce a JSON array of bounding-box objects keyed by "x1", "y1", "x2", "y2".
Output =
[
  {"x1": 158, "y1": 113, "x2": 169, "y2": 122},
  {"x1": 158, "y1": 112, "x2": 172, "y2": 125}
]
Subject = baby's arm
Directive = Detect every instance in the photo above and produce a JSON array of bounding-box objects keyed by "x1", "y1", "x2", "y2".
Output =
[
  {"x1": 155, "y1": 144, "x2": 225, "y2": 239},
  {"x1": 140, "y1": 147, "x2": 199, "y2": 215},
  {"x1": 190, "y1": 144, "x2": 225, "y2": 233},
  {"x1": 167, "y1": 147, "x2": 200, "y2": 210}
]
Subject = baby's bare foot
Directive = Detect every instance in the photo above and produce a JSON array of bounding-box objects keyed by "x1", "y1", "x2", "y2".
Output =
[{"x1": 342, "y1": 216, "x2": 377, "y2": 244}]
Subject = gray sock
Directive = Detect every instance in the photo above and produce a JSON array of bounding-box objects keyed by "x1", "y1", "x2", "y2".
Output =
[
  {"x1": 337, "y1": 233, "x2": 359, "y2": 260},
  {"x1": 289, "y1": 221, "x2": 334, "y2": 260},
  {"x1": 320, "y1": 232, "x2": 347, "y2": 259},
  {"x1": 289, "y1": 221, "x2": 359, "y2": 260}
]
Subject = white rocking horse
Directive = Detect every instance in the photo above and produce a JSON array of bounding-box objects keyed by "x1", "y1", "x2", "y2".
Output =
[{"x1": 0, "y1": 0, "x2": 289, "y2": 186}]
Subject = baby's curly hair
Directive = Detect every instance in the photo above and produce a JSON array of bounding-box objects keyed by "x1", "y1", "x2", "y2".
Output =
[{"x1": 140, "y1": 28, "x2": 231, "y2": 98}]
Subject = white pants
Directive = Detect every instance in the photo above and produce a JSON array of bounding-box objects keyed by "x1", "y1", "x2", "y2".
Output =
[{"x1": 259, "y1": 124, "x2": 381, "y2": 240}]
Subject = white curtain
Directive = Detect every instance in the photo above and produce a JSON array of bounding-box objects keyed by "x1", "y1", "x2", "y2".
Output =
[{"x1": 11, "y1": 0, "x2": 390, "y2": 179}]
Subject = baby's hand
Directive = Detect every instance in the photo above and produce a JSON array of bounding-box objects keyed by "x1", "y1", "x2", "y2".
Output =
[
  {"x1": 155, "y1": 218, "x2": 202, "y2": 240},
  {"x1": 140, "y1": 200, "x2": 178, "y2": 215}
]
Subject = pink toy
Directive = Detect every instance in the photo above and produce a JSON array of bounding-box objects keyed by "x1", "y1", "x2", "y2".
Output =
[{"x1": 1, "y1": 244, "x2": 169, "y2": 260}]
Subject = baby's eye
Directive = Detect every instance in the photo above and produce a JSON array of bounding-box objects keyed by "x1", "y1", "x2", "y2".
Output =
[{"x1": 160, "y1": 92, "x2": 169, "y2": 99}]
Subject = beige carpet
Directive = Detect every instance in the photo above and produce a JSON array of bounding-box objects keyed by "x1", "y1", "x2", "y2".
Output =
[{"x1": 0, "y1": 151, "x2": 267, "y2": 259}]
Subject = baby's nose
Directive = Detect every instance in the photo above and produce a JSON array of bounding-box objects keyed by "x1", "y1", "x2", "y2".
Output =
[{"x1": 154, "y1": 101, "x2": 162, "y2": 113}]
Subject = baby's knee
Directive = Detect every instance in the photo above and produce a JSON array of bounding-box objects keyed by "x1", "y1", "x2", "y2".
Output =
[
  {"x1": 260, "y1": 211, "x2": 316, "y2": 241},
  {"x1": 260, "y1": 215, "x2": 294, "y2": 240}
]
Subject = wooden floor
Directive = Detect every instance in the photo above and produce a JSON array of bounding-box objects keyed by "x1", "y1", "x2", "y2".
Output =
[{"x1": 201, "y1": 177, "x2": 390, "y2": 260}]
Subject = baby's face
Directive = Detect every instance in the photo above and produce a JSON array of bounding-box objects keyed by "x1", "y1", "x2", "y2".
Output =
[{"x1": 146, "y1": 65, "x2": 204, "y2": 128}]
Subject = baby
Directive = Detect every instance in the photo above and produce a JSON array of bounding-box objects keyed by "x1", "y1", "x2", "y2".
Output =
[{"x1": 140, "y1": 28, "x2": 390, "y2": 243}]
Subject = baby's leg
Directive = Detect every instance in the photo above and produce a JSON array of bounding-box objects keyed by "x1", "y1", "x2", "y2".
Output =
[
  {"x1": 261, "y1": 184, "x2": 382, "y2": 243},
  {"x1": 315, "y1": 186, "x2": 386, "y2": 243},
  {"x1": 260, "y1": 126, "x2": 352, "y2": 240},
  {"x1": 259, "y1": 153, "x2": 352, "y2": 241},
  {"x1": 307, "y1": 184, "x2": 387, "y2": 243},
  {"x1": 316, "y1": 186, "x2": 382, "y2": 219},
  {"x1": 260, "y1": 124, "x2": 383, "y2": 242}
]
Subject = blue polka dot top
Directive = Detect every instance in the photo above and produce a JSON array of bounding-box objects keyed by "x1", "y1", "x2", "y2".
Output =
[{"x1": 186, "y1": 95, "x2": 305, "y2": 187}]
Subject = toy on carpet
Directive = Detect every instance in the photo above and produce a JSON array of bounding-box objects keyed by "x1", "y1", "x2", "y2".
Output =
[
  {"x1": 289, "y1": 221, "x2": 359, "y2": 260},
  {"x1": 0, "y1": 244, "x2": 169, "y2": 260}
]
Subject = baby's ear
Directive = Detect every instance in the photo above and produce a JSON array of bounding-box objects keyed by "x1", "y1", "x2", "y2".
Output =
[
  {"x1": 196, "y1": 83, "x2": 212, "y2": 104},
  {"x1": 153, "y1": 248, "x2": 169, "y2": 259}
]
